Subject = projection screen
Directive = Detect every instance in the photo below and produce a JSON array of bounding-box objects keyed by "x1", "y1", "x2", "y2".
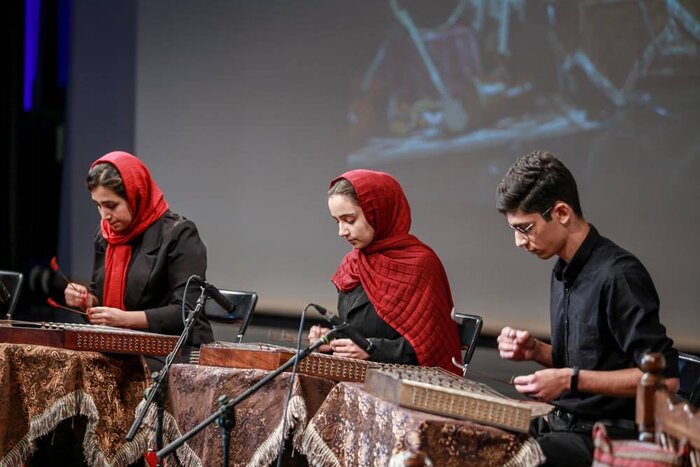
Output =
[{"x1": 64, "y1": 0, "x2": 700, "y2": 349}]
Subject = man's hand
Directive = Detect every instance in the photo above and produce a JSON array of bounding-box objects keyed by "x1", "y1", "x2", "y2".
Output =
[
  {"x1": 512, "y1": 368, "x2": 571, "y2": 401},
  {"x1": 497, "y1": 326, "x2": 538, "y2": 361}
]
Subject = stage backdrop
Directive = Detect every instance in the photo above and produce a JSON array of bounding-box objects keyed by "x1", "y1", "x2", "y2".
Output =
[{"x1": 62, "y1": 0, "x2": 700, "y2": 349}]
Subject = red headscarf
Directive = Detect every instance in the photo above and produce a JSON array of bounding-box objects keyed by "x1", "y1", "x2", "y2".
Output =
[
  {"x1": 91, "y1": 151, "x2": 169, "y2": 309},
  {"x1": 330, "y1": 169, "x2": 461, "y2": 372}
]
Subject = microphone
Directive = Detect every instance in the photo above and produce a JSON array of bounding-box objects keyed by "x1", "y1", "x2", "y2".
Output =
[
  {"x1": 0, "y1": 281, "x2": 10, "y2": 304},
  {"x1": 190, "y1": 276, "x2": 235, "y2": 312},
  {"x1": 310, "y1": 304, "x2": 373, "y2": 354}
]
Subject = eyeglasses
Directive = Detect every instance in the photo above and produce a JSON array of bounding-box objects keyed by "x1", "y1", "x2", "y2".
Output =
[{"x1": 509, "y1": 206, "x2": 553, "y2": 238}]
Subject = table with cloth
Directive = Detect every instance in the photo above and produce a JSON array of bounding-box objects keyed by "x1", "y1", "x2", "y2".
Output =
[
  {"x1": 1, "y1": 341, "x2": 547, "y2": 467},
  {"x1": 0, "y1": 342, "x2": 151, "y2": 466},
  {"x1": 142, "y1": 363, "x2": 337, "y2": 467},
  {"x1": 299, "y1": 382, "x2": 546, "y2": 467}
]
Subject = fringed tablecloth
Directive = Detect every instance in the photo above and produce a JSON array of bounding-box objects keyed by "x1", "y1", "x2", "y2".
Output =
[
  {"x1": 0, "y1": 342, "x2": 151, "y2": 466},
  {"x1": 300, "y1": 382, "x2": 546, "y2": 467},
  {"x1": 142, "y1": 363, "x2": 337, "y2": 467}
]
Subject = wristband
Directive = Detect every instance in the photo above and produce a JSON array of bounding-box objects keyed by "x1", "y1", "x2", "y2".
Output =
[{"x1": 570, "y1": 366, "x2": 580, "y2": 395}]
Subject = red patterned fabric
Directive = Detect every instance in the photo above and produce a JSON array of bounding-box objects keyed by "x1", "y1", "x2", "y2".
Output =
[
  {"x1": 91, "y1": 151, "x2": 169, "y2": 309},
  {"x1": 331, "y1": 169, "x2": 461, "y2": 373},
  {"x1": 592, "y1": 423, "x2": 688, "y2": 466}
]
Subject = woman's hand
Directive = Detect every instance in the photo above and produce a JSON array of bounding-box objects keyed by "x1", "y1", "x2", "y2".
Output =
[
  {"x1": 87, "y1": 306, "x2": 130, "y2": 327},
  {"x1": 64, "y1": 283, "x2": 96, "y2": 310},
  {"x1": 309, "y1": 325, "x2": 333, "y2": 353},
  {"x1": 330, "y1": 338, "x2": 369, "y2": 360}
]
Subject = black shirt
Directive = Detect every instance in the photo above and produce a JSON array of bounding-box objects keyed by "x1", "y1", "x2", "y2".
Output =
[
  {"x1": 549, "y1": 225, "x2": 678, "y2": 421},
  {"x1": 338, "y1": 284, "x2": 418, "y2": 365}
]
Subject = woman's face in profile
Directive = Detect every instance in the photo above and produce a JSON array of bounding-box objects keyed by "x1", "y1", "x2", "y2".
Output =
[
  {"x1": 328, "y1": 194, "x2": 375, "y2": 250},
  {"x1": 91, "y1": 185, "x2": 133, "y2": 232}
]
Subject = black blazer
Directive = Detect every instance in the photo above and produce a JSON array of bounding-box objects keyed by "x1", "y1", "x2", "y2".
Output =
[
  {"x1": 90, "y1": 210, "x2": 214, "y2": 347},
  {"x1": 338, "y1": 284, "x2": 417, "y2": 365}
]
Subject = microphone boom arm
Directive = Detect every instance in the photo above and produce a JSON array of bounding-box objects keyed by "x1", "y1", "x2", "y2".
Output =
[{"x1": 311, "y1": 304, "x2": 373, "y2": 354}]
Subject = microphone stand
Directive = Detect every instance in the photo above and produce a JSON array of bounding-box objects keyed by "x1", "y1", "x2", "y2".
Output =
[
  {"x1": 156, "y1": 329, "x2": 338, "y2": 466},
  {"x1": 125, "y1": 287, "x2": 209, "y2": 467},
  {"x1": 235, "y1": 303, "x2": 254, "y2": 344}
]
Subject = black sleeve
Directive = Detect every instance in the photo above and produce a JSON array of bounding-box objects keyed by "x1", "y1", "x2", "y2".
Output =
[
  {"x1": 339, "y1": 287, "x2": 418, "y2": 365},
  {"x1": 143, "y1": 220, "x2": 208, "y2": 339},
  {"x1": 606, "y1": 262, "x2": 679, "y2": 378},
  {"x1": 367, "y1": 335, "x2": 418, "y2": 365}
]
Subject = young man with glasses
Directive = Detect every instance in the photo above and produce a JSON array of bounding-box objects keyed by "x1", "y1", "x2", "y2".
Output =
[{"x1": 495, "y1": 150, "x2": 679, "y2": 466}]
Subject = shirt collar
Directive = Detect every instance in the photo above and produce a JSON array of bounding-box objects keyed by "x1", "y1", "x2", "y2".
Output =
[{"x1": 553, "y1": 224, "x2": 600, "y2": 285}]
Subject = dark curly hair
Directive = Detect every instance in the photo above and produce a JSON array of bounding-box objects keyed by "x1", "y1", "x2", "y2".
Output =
[{"x1": 496, "y1": 150, "x2": 582, "y2": 218}]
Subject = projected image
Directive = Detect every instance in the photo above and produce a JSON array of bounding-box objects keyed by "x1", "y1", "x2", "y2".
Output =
[{"x1": 347, "y1": 0, "x2": 700, "y2": 166}]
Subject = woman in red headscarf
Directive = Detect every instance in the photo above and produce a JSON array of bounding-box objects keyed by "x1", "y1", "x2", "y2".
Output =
[
  {"x1": 309, "y1": 169, "x2": 461, "y2": 372},
  {"x1": 63, "y1": 151, "x2": 213, "y2": 362}
]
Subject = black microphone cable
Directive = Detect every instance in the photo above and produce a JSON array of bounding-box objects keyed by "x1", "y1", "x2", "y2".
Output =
[{"x1": 274, "y1": 303, "x2": 314, "y2": 467}]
